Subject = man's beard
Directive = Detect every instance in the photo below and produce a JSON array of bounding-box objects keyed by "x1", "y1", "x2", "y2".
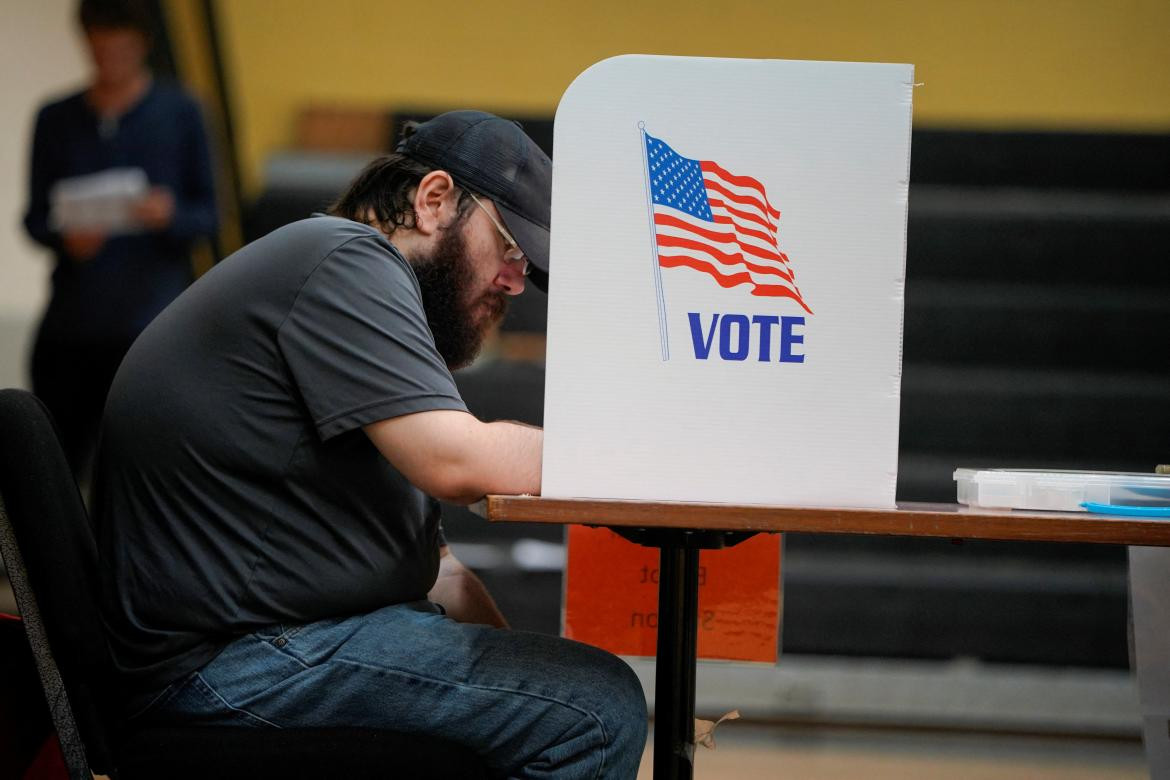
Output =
[{"x1": 410, "y1": 222, "x2": 508, "y2": 370}]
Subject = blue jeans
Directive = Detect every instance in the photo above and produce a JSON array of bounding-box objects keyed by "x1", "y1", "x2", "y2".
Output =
[{"x1": 135, "y1": 601, "x2": 648, "y2": 779}]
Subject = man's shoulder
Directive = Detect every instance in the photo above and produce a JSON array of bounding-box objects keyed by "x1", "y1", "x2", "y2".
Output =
[
  {"x1": 267, "y1": 215, "x2": 406, "y2": 263},
  {"x1": 283, "y1": 214, "x2": 382, "y2": 240},
  {"x1": 222, "y1": 216, "x2": 414, "y2": 295}
]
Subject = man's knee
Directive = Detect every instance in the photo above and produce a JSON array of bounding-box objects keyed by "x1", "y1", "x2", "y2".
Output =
[
  {"x1": 613, "y1": 657, "x2": 649, "y2": 729},
  {"x1": 590, "y1": 654, "x2": 647, "y2": 777},
  {"x1": 535, "y1": 647, "x2": 646, "y2": 777},
  {"x1": 579, "y1": 647, "x2": 648, "y2": 743}
]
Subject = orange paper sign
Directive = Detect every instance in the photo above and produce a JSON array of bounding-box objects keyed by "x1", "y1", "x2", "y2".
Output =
[{"x1": 563, "y1": 526, "x2": 781, "y2": 662}]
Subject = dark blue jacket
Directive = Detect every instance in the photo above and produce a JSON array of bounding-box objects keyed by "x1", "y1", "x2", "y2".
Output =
[{"x1": 24, "y1": 80, "x2": 217, "y2": 343}]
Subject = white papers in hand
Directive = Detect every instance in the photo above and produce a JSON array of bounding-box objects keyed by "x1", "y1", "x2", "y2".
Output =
[{"x1": 49, "y1": 167, "x2": 149, "y2": 234}]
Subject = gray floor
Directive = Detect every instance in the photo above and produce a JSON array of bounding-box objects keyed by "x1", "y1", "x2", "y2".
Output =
[
  {"x1": 628, "y1": 654, "x2": 1145, "y2": 778},
  {"x1": 636, "y1": 723, "x2": 1145, "y2": 779},
  {"x1": 629, "y1": 654, "x2": 1140, "y2": 737}
]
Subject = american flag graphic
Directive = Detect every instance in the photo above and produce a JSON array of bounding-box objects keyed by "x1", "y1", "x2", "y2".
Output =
[{"x1": 643, "y1": 132, "x2": 812, "y2": 314}]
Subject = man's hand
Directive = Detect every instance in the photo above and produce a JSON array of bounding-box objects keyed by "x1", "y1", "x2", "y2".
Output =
[
  {"x1": 62, "y1": 231, "x2": 106, "y2": 262},
  {"x1": 428, "y1": 546, "x2": 508, "y2": 628},
  {"x1": 132, "y1": 186, "x2": 175, "y2": 231},
  {"x1": 364, "y1": 410, "x2": 542, "y2": 504}
]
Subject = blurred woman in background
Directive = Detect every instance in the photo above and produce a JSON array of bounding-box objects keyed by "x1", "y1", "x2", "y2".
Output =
[{"x1": 23, "y1": 0, "x2": 216, "y2": 485}]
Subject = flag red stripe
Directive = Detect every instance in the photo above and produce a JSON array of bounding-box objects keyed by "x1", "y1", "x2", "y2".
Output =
[
  {"x1": 707, "y1": 198, "x2": 773, "y2": 232},
  {"x1": 751, "y1": 285, "x2": 814, "y2": 313},
  {"x1": 659, "y1": 255, "x2": 812, "y2": 314},
  {"x1": 659, "y1": 255, "x2": 756, "y2": 290},
  {"x1": 700, "y1": 160, "x2": 782, "y2": 218},
  {"x1": 655, "y1": 234, "x2": 794, "y2": 282},
  {"x1": 654, "y1": 213, "x2": 787, "y2": 264},
  {"x1": 711, "y1": 214, "x2": 777, "y2": 249},
  {"x1": 703, "y1": 178, "x2": 777, "y2": 225}
]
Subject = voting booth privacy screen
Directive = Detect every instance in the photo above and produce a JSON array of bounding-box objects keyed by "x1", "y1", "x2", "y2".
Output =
[
  {"x1": 543, "y1": 55, "x2": 913, "y2": 508},
  {"x1": 547, "y1": 56, "x2": 913, "y2": 660}
]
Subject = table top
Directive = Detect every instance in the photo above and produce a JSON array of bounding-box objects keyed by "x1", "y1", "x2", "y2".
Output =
[{"x1": 483, "y1": 496, "x2": 1170, "y2": 547}]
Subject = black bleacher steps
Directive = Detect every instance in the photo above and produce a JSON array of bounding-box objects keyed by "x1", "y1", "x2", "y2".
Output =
[
  {"x1": 781, "y1": 546, "x2": 1129, "y2": 667},
  {"x1": 906, "y1": 186, "x2": 1170, "y2": 285},
  {"x1": 899, "y1": 364, "x2": 1170, "y2": 461},
  {"x1": 904, "y1": 279, "x2": 1170, "y2": 372},
  {"x1": 911, "y1": 130, "x2": 1170, "y2": 191}
]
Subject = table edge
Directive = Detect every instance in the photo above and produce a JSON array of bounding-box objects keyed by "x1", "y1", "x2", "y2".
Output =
[{"x1": 481, "y1": 496, "x2": 1170, "y2": 546}]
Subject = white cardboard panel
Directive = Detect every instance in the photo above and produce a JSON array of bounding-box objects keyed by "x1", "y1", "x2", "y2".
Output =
[{"x1": 543, "y1": 56, "x2": 913, "y2": 507}]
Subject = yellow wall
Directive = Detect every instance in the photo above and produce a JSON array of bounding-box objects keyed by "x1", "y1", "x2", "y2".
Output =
[{"x1": 213, "y1": 0, "x2": 1170, "y2": 195}]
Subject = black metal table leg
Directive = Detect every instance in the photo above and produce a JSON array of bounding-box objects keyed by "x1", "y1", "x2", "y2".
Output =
[
  {"x1": 653, "y1": 544, "x2": 700, "y2": 780},
  {"x1": 610, "y1": 528, "x2": 757, "y2": 780}
]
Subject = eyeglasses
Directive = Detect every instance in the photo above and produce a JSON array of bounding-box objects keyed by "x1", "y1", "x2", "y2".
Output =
[{"x1": 467, "y1": 192, "x2": 530, "y2": 276}]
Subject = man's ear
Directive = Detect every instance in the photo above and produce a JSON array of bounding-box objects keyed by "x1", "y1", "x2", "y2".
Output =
[{"x1": 412, "y1": 171, "x2": 458, "y2": 236}]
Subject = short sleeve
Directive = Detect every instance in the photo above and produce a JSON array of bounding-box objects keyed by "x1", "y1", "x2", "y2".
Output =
[{"x1": 278, "y1": 235, "x2": 467, "y2": 440}]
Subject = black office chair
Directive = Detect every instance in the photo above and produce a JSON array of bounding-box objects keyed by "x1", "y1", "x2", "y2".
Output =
[{"x1": 0, "y1": 388, "x2": 490, "y2": 779}]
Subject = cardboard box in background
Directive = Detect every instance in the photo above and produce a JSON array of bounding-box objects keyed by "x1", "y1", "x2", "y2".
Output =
[{"x1": 295, "y1": 105, "x2": 392, "y2": 153}]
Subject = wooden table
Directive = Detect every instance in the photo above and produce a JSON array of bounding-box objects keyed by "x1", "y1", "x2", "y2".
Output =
[{"x1": 484, "y1": 497, "x2": 1170, "y2": 780}]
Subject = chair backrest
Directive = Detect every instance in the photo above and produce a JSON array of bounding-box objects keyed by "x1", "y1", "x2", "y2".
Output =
[{"x1": 0, "y1": 388, "x2": 116, "y2": 776}]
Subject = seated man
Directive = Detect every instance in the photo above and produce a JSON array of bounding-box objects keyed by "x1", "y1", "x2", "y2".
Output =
[{"x1": 96, "y1": 111, "x2": 647, "y2": 779}]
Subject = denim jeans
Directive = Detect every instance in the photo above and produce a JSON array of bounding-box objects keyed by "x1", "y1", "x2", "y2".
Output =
[{"x1": 136, "y1": 601, "x2": 648, "y2": 779}]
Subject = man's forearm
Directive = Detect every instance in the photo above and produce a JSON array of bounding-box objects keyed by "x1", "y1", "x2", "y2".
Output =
[
  {"x1": 476, "y1": 421, "x2": 542, "y2": 498},
  {"x1": 413, "y1": 419, "x2": 541, "y2": 505},
  {"x1": 364, "y1": 410, "x2": 542, "y2": 505}
]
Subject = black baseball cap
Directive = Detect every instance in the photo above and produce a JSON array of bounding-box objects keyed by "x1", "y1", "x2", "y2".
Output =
[{"x1": 397, "y1": 110, "x2": 552, "y2": 291}]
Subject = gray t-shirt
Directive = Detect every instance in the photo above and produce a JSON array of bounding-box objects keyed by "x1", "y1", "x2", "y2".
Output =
[{"x1": 96, "y1": 215, "x2": 467, "y2": 694}]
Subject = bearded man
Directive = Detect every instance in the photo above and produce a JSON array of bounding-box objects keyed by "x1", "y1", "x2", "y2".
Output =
[{"x1": 95, "y1": 111, "x2": 647, "y2": 779}]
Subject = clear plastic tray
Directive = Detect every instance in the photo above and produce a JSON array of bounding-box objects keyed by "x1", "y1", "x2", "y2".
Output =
[{"x1": 954, "y1": 468, "x2": 1170, "y2": 512}]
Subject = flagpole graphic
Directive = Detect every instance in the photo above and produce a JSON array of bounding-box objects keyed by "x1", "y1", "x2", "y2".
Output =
[{"x1": 639, "y1": 122, "x2": 670, "y2": 361}]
